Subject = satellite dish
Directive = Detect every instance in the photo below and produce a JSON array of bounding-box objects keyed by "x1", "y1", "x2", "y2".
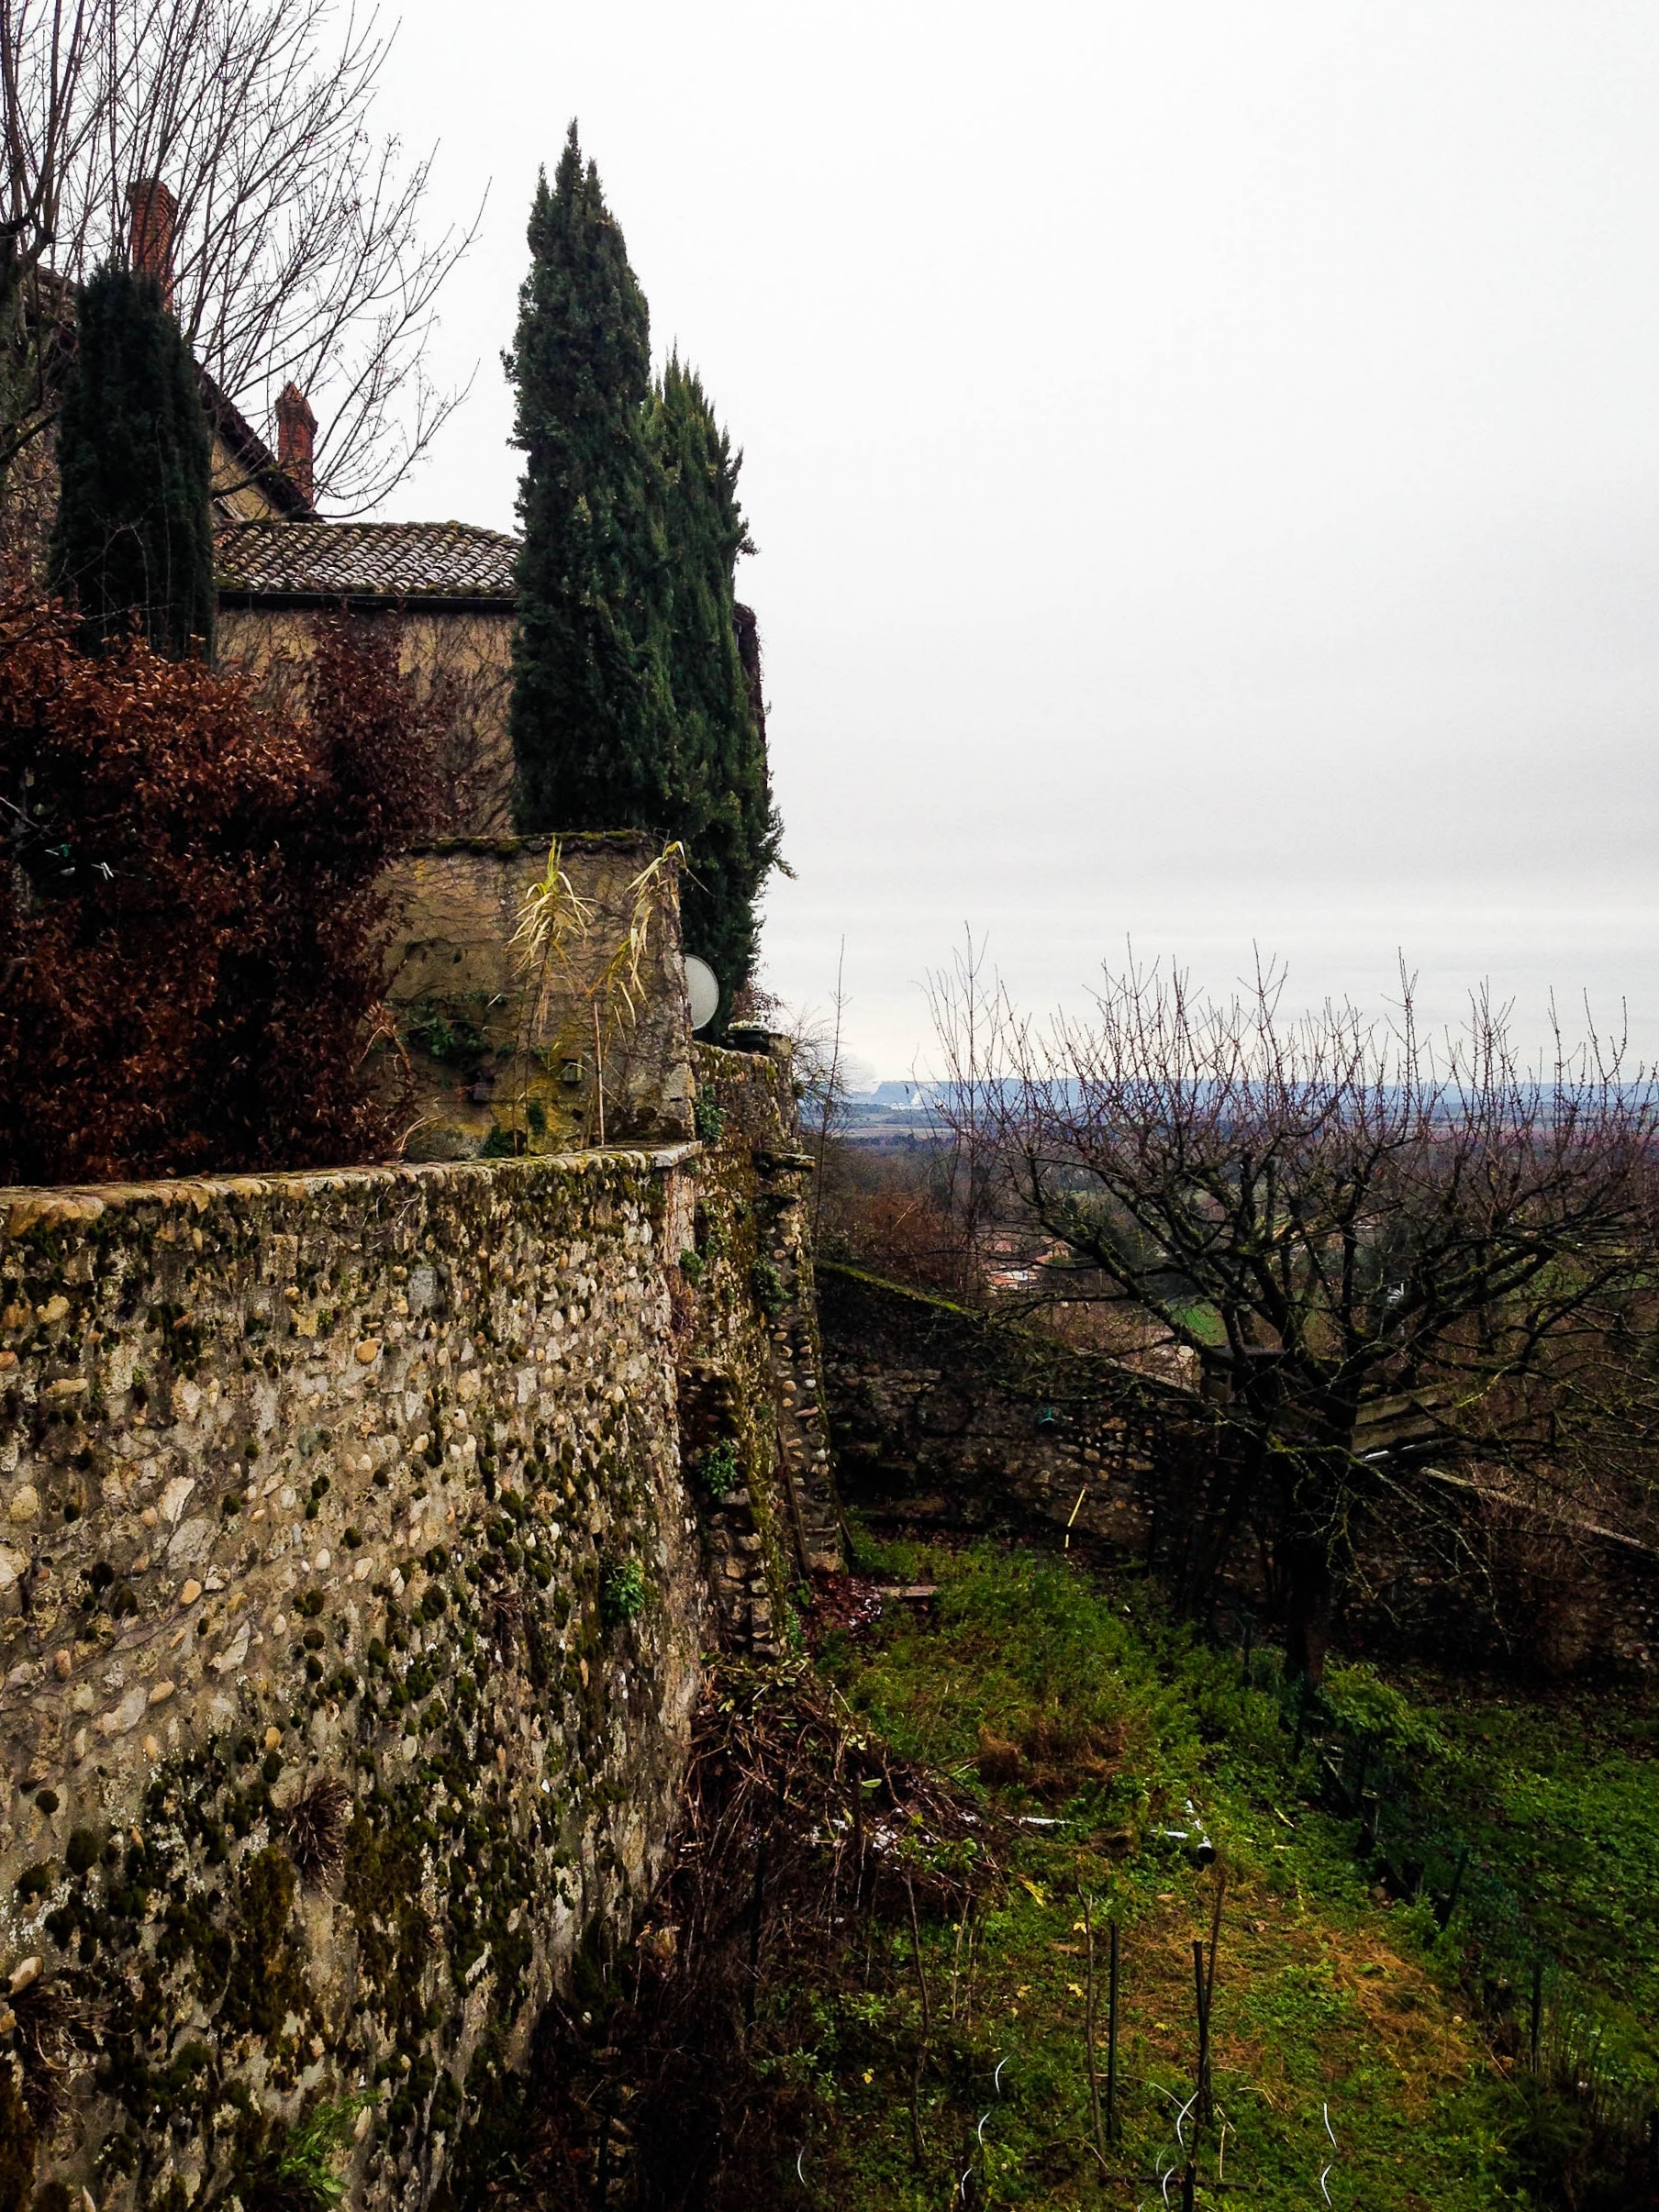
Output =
[{"x1": 685, "y1": 955, "x2": 720, "y2": 1033}]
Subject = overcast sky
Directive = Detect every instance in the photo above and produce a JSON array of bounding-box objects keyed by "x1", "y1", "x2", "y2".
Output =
[{"x1": 375, "y1": 0, "x2": 1659, "y2": 1079}]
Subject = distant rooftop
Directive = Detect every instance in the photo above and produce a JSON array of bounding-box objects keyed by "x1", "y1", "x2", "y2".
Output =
[{"x1": 216, "y1": 519, "x2": 518, "y2": 605}]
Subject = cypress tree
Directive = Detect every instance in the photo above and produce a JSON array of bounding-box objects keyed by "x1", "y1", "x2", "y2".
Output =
[
  {"x1": 507, "y1": 128, "x2": 783, "y2": 1009},
  {"x1": 650, "y1": 356, "x2": 781, "y2": 1002},
  {"x1": 50, "y1": 266, "x2": 216, "y2": 660},
  {"x1": 507, "y1": 125, "x2": 683, "y2": 835}
]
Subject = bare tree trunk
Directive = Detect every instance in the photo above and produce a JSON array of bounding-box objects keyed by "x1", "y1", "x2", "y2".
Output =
[
  {"x1": 1175, "y1": 1437, "x2": 1259, "y2": 1621},
  {"x1": 1281, "y1": 1522, "x2": 1335, "y2": 1682},
  {"x1": 810, "y1": 936, "x2": 846, "y2": 1251}
]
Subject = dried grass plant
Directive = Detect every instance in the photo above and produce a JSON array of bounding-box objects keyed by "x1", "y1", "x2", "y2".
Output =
[
  {"x1": 505, "y1": 839, "x2": 684, "y2": 1149},
  {"x1": 281, "y1": 1773, "x2": 352, "y2": 1889}
]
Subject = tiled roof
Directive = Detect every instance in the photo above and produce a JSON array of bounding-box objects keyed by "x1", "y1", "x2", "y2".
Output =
[{"x1": 216, "y1": 519, "x2": 518, "y2": 603}]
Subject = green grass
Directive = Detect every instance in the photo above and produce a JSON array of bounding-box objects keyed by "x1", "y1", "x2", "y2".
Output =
[
  {"x1": 776, "y1": 1531, "x2": 1659, "y2": 2208},
  {"x1": 1382, "y1": 1670, "x2": 1659, "y2": 2088}
]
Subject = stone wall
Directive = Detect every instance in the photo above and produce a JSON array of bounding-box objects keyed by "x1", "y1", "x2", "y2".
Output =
[
  {"x1": 1338, "y1": 1470, "x2": 1659, "y2": 1679},
  {"x1": 818, "y1": 1261, "x2": 1194, "y2": 1554},
  {"x1": 676, "y1": 1043, "x2": 841, "y2": 1655},
  {"x1": 818, "y1": 1262, "x2": 1659, "y2": 1678},
  {"x1": 0, "y1": 1148, "x2": 711, "y2": 2212},
  {"x1": 373, "y1": 838, "x2": 696, "y2": 1165}
]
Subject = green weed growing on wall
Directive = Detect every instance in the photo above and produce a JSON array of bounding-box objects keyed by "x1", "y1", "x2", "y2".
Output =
[
  {"x1": 246, "y1": 2092, "x2": 373, "y2": 2212},
  {"x1": 407, "y1": 1006, "x2": 486, "y2": 1067},
  {"x1": 600, "y1": 1559, "x2": 648, "y2": 1627},
  {"x1": 699, "y1": 1440, "x2": 740, "y2": 1502}
]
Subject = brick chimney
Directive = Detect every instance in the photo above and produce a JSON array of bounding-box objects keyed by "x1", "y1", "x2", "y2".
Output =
[
  {"x1": 275, "y1": 383, "x2": 317, "y2": 509},
  {"x1": 127, "y1": 179, "x2": 177, "y2": 309}
]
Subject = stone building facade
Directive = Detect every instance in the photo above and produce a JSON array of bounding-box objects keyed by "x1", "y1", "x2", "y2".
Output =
[
  {"x1": 216, "y1": 524, "x2": 517, "y2": 838},
  {"x1": 374, "y1": 834, "x2": 696, "y2": 1162}
]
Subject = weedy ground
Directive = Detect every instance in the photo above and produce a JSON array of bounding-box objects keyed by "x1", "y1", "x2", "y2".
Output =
[
  {"x1": 811, "y1": 1537, "x2": 1509, "y2": 2210},
  {"x1": 1375, "y1": 1661, "x2": 1659, "y2": 2087},
  {"x1": 500, "y1": 1531, "x2": 1659, "y2": 2210}
]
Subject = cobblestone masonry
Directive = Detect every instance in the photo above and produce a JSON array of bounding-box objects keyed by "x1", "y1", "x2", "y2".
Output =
[
  {"x1": 0, "y1": 1149, "x2": 718, "y2": 2212},
  {"x1": 676, "y1": 1040, "x2": 841, "y2": 1654}
]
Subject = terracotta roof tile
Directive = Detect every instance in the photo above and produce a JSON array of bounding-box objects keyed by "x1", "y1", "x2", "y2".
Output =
[{"x1": 216, "y1": 519, "x2": 518, "y2": 602}]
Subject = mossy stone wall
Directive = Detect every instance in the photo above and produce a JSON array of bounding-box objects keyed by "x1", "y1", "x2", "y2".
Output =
[
  {"x1": 0, "y1": 1148, "x2": 706, "y2": 2212},
  {"x1": 817, "y1": 1261, "x2": 1186, "y2": 1549},
  {"x1": 374, "y1": 836, "x2": 696, "y2": 1163},
  {"x1": 675, "y1": 1040, "x2": 841, "y2": 1653}
]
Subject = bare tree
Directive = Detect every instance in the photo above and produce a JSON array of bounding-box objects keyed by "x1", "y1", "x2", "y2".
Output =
[
  {"x1": 1, "y1": 0, "x2": 479, "y2": 513},
  {"x1": 806, "y1": 937, "x2": 849, "y2": 1248},
  {"x1": 935, "y1": 953, "x2": 1659, "y2": 1677},
  {"x1": 921, "y1": 925, "x2": 1000, "y2": 1299}
]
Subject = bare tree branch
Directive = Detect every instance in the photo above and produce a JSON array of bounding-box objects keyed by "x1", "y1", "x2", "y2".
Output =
[
  {"x1": 930, "y1": 950, "x2": 1659, "y2": 1675},
  {"x1": 1, "y1": 0, "x2": 479, "y2": 512}
]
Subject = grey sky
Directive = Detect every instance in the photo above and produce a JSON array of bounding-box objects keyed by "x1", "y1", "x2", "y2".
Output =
[{"x1": 376, "y1": 0, "x2": 1659, "y2": 1075}]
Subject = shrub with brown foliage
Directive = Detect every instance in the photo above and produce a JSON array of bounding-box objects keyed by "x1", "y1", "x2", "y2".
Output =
[
  {"x1": 0, "y1": 595, "x2": 434, "y2": 1183},
  {"x1": 816, "y1": 1139, "x2": 983, "y2": 1299}
]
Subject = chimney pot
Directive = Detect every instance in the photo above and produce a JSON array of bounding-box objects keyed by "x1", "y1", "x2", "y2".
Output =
[
  {"x1": 275, "y1": 383, "x2": 317, "y2": 510},
  {"x1": 127, "y1": 179, "x2": 177, "y2": 309}
]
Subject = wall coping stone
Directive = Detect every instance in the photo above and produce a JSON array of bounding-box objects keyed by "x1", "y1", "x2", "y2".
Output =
[
  {"x1": 0, "y1": 1140, "x2": 702, "y2": 1239},
  {"x1": 408, "y1": 831, "x2": 661, "y2": 858}
]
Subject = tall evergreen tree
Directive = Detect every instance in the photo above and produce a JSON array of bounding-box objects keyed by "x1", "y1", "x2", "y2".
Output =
[
  {"x1": 50, "y1": 266, "x2": 216, "y2": 660},
  {"x1": 507, "y1": 125, "x2": 682, "y2": 835},
  {"x1": 507, "y1": 127, "x2": 782, "y2": 1006},
  {"x1": 650, "y1": 355, "x2": 781, "y2": 1001}
]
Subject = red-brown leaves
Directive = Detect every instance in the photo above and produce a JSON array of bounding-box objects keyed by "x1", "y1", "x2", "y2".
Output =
[{"x1": 0, "y1": 594, "x2": 434, "y2": 1184}]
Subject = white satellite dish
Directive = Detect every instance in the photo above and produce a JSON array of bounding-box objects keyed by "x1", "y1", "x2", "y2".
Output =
[{"x1": 685, "y1": 956, "x2": 720, "y2": 1033}]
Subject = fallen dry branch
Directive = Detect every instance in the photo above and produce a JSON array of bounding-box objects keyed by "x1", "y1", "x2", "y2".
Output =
[{"x1": 504, "y1": 1655, "x2": 1007, "y2": 2210}]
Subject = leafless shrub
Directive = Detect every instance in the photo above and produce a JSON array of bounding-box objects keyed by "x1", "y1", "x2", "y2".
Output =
[
  {"x1": 921, "y1": 927, "x2": 1005, "y2": 1297},
  {"x1": 814, "y1": 1143, "x2": 985, "y2": 1299}
]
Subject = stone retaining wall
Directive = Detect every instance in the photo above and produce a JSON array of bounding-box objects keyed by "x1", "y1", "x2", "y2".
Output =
[
  {"x1": 678, "y1": 1044, "x2": 841, "y2": 1654},
  {"x1": 817, "y1": 1261, "x2": 1194, "y2": 1552},
  {"x1": 818, "y1": 1262, "x2": 1659, "y2": 1678},
  {"x1": 0, "y1": 1149, "x2": 708, "y2": 2212}
]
